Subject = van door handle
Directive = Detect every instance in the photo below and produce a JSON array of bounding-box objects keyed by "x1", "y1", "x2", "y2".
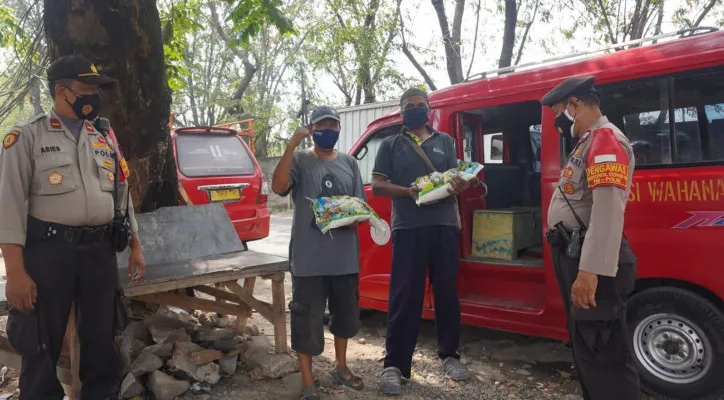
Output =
[{"x1": 478, "y1": 181, "x2": 488, "y2": 200}]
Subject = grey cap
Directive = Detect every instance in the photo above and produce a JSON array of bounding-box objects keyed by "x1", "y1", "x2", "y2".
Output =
[
  {"x1": 541, "y1": 76, "x2": 596, "y2": 107},
  {"x1": 310, "y1": 105, "x2": 340, "y2": 124}
]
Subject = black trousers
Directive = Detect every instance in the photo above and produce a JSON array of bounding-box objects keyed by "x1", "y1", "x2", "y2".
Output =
[
  {"x1": 384, "y1": 226, "x2": 461, "y2": 379},
  {"x1": 548, "y1": 234, "x2": 641, "y2": 400},
  {"x1": 11, "y1": 240, "x2": 120, "y2": 400}
]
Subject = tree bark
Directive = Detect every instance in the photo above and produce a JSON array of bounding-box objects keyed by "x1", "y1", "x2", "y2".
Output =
[
  {"x1": 498, "y1": 0, "x2": 518, "y2": 69},
  {"x1": 44, "y1": 0, "x2": 178, "y2": 212},
  {"x1": 431, "y1": 0, "x2": 465, "y2": 84}
]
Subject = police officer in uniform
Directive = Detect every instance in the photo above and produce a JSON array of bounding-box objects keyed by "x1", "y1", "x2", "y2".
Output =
[
  {"x1": 541, "y1": 76, "x2": 640, "y2": 400},
  {"x1": 0, "y1": 55, "x2": 146, "y2": 399}
]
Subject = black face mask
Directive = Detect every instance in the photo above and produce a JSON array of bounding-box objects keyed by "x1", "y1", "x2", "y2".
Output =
[
  {"x1": 554, "y1": 110, "x2": 574, "y2": 136},
  {"x1": 64, "y1": 87, "x2": 101, "y2": 121}
]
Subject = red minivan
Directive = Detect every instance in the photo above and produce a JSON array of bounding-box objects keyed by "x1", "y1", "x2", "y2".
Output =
[
  {"x1": 171, "y1": 126, "x2": 270, "y2": 246},
  {"x1": 351, "y1": 28, "x2": 724, "y2": 399}
]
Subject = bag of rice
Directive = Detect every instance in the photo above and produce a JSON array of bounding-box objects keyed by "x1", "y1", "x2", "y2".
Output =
[
  {"x1": 413, "y1": 160, "x2": 484, "y2": 205},
  {"x1": 311, "y1": 196, "x2": 391, "y2": 245}
]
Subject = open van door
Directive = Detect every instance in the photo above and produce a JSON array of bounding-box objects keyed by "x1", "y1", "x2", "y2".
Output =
[{"x1": 455, "y1": 113, "x2": 488, "y2": 257}]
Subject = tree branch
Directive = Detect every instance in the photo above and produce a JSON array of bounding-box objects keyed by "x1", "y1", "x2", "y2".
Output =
[
  {"x1": 693, "y1": 0, "x2": 718, "y2": 27},
  {"x1": 397, "y1": 0, "x2": 437, "y2": 90},
  {"x1": 465, "y1": 0, "x2": 481, "y2": 79},
  {"x1": 514, "y1": 0, "x2": 539, "y2": 66},
  {"x1": 596, "y1": 0, "x2": 619, "y2": 44}
]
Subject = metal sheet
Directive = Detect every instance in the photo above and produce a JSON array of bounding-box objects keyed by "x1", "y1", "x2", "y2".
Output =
[
  {"x1": 336, "y1": 101, "x2": 398, "y2": 154},
  {"x1": 117, "y1": 203, "x2": 244, "y2": 269}
]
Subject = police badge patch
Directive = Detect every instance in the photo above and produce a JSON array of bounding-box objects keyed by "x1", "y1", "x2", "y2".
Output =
[{"x1": 3, "y1": 131, "x2": 19, "y2": 149}]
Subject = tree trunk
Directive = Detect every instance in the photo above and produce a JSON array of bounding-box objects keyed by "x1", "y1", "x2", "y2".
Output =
[
  {"x1": 498, "y1": 0, "x2": 518, "y2": 68},
  {"x1": 431, "y1": 0, "x2": 465, "y2": 84},
  {"x1": 43, "y1": 0, "x2": 178, "y2": 212}
]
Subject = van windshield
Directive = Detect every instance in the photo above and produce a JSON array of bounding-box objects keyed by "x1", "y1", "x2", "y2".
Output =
[{"x1": 176, "y1": 134, "x2": 255, "y2": 177}]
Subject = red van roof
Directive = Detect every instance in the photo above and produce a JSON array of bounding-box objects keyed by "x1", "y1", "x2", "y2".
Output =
[{"x1": 374, "y1": 29, "x2": 724, "y2": 123}]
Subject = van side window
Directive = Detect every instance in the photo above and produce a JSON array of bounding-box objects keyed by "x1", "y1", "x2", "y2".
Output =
[
  {"x1": 353, "y1": 124, "x2": 402, "y2": 185},
  {"x1": 599, "y1": 79, "x2": 671, "y2": 167},
  {"x1": 594, "y1": 68, "x2": 724, "y2": 168},
  {"x1": 673, "y1": 71, "x2": 724, "y2": 163},
  {"x1": 483, "y1": 133, "x2": 504, "y2": 164}
]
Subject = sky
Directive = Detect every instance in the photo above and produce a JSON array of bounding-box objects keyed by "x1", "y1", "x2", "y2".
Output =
[{"x1": 0, "y1": 0, "x2": 721, "y2": 131}]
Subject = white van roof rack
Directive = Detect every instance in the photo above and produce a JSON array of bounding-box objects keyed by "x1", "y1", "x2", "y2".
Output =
[{"x1": 464, "y1": 27, "x2": 719, "y2": 82}]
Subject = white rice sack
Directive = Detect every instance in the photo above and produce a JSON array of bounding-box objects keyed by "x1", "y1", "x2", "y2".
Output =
[
  {"x1": 310, "y1": 196, "x2": 390, "y2": 244},
  {"x1": 414, "y1": 161, "x2": 484, "y2": 205}
]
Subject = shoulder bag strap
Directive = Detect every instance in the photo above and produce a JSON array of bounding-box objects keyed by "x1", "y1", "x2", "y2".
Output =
[
  {"x1": 402, "y1": 132, "x2": 461, "y2": 229},
  {"x1": 402, "y1": 133, "x2": 437, "y2": 172}
]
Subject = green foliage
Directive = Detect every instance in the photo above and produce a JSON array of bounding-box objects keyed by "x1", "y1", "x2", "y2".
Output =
[
  {"x1": 160, "y1": 0, "x2": 202, "y2": 91},
  {"x1": 0, "y1": 6, "x2": 17, "y2": 48},
  {"x1": 225, "y1": 0, "x2": 296, "y2": 47},
  {"x1": 0, "y1": 5, "x2": 32, "y2": 59}
]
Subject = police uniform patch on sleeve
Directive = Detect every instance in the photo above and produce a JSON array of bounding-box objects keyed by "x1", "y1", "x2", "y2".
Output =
[
  {"x1": 103, "y1": 160, "x2": 114, "y2": 169},
  {"x1": 120, "y1": 157, "x2": 130, "y2": 178},
  {"x1": 3, "y1": 131, "x2": 19, "y2": 149},
  {"x1": 585, "y1": 127, "x2": 630, "y2": 190},
  {"x1": 48, "y1": 172, "x2": 64, "y2": 185},
  {"x1": 108, "y1": 172, "x2": 115, "y2": 182},
  {"x1": 586, "y1": 162, "x2": 629, "y2": 190},
  {"x1": 562, "y1": 167, "x2": 574, "y2": 179}
]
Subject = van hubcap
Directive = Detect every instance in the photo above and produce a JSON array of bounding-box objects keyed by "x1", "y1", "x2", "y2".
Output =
[{"x1": 633, "y1": 313, "x2": 712, "y2": 384}]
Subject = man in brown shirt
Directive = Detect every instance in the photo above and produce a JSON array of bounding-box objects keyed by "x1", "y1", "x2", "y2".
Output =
[
  {"x1": 0, "y1": 56, "x2": 145, "y2": 399},
  {"x1": 542, "y1": 76, "x2": 640, "y2": 400}
]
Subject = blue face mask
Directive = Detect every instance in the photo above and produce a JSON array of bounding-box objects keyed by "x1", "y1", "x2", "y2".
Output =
[
  {"x1": 403, "y1": 107, "x2": 429, "y2": 129},
  {"x1": 312, "y1": 129, "x2": 340, "y2": 149}
]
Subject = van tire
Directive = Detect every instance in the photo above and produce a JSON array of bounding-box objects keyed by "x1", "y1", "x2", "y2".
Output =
[{"x1": 627, "y1": 287, "x2": 724, "y2": 400}]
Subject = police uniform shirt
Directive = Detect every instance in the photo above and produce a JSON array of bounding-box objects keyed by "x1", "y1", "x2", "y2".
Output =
[
  {"x1": 0, "y1": 110, "x2": 138, "y2": 245},
  {"x1": 547, "y1": 116, "x2": 635, "y2": 277}
]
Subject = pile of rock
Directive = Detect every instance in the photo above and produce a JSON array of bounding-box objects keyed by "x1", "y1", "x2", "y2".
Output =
[{"x1": 116, "y1": 307, "x2": 289, "y2": 400}]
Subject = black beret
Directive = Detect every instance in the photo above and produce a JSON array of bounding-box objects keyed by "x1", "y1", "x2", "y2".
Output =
[
  {"x1": 541, "y1": 76, "x2": 596, "y2": 107},
  {"x1": 400, "y1": 87, "x2": 428, "y2": 104}
]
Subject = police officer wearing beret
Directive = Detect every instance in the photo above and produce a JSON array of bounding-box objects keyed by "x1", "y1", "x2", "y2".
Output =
[
  {"x1": 542, "y1": 76, "x2": 640, "y2": 399},
  {"x1": 0, "y1": 55, "x2": 145, "y2": 399}
]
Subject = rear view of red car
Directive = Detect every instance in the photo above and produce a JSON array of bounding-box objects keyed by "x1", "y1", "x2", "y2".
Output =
[{"x1": 171, "y1": 126, "x2": 270, "y2": 246}]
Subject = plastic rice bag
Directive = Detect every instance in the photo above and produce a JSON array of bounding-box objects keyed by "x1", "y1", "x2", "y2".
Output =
[
  {"x1": 311, "y1": 196, "x2": 391, "y2": 245},
  {"x1": 413, "y1": 160, "x2": 484, "y2": 205}
]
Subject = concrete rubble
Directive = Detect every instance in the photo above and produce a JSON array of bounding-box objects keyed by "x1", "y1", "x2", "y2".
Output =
[{"x1": 114, "y1": 310, "x2": 285, "y2": 399}]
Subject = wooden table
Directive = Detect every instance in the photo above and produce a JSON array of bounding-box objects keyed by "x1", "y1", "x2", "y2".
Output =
[{"x1": 0, "y1": 249, "x2": 288, "y2": 399}]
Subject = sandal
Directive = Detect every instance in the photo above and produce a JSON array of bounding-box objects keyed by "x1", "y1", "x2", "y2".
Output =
[
  {"x1": 331, "y1": 367, "x2": 365, "y2": 391},
  {"x1": 301, "y1": 385, "x2": 321, "y2": 400}
]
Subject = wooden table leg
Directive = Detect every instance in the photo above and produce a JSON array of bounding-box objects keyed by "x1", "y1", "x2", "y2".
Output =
[
  {"x1": 234, "y1": 277, "x2": 257, "y2": 332},
  {"x1": 62, "y1": 304, "x2": 81, "y2": 400},
  {"x1": 270, "y1": 273, "x2": 288, "y2": 353}
]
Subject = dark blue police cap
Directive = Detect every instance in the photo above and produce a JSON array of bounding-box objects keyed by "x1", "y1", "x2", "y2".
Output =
[{"x1": 541, "y1": 76, "x2": 596, "y2": 107}]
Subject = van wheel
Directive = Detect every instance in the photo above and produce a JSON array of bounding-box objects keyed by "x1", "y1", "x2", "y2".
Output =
[{"x1": 627, "y1": 287, "x2": 724, "y2": 400}]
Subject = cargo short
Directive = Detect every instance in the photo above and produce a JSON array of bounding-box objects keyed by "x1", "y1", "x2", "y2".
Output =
[{"x1": 288, "y1": 274, "x2": 360, "y2": 356}]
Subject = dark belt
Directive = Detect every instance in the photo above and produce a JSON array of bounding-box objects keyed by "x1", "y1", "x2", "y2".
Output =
[{"x1": 27, "y1": 216, "x2": 112, "y2": 245}]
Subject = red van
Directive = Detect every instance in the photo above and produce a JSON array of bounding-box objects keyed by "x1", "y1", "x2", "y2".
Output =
[
  {"x1": 351, "y1": 28, "x2": 724, "y2": 399},
  {"x1": 171, "y1": 126, "x2": 270, "y2": 245}
]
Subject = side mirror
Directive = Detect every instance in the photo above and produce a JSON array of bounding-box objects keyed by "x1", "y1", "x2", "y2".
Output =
[{"x1": 354, "y1": 146, "x2": 369, "y2": 160}]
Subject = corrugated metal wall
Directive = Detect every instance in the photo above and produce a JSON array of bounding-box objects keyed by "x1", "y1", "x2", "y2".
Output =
[{"x1": 336, "y1": 101, "x2": 398, "y2": 154}]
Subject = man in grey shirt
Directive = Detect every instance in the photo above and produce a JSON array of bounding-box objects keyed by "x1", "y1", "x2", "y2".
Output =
[
  {"x1": 372, "y1": 88, "x2": 474, "y2": 395},
  {"x1": 272, "y1": 106, "x2": 366, "y2": 400}
]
